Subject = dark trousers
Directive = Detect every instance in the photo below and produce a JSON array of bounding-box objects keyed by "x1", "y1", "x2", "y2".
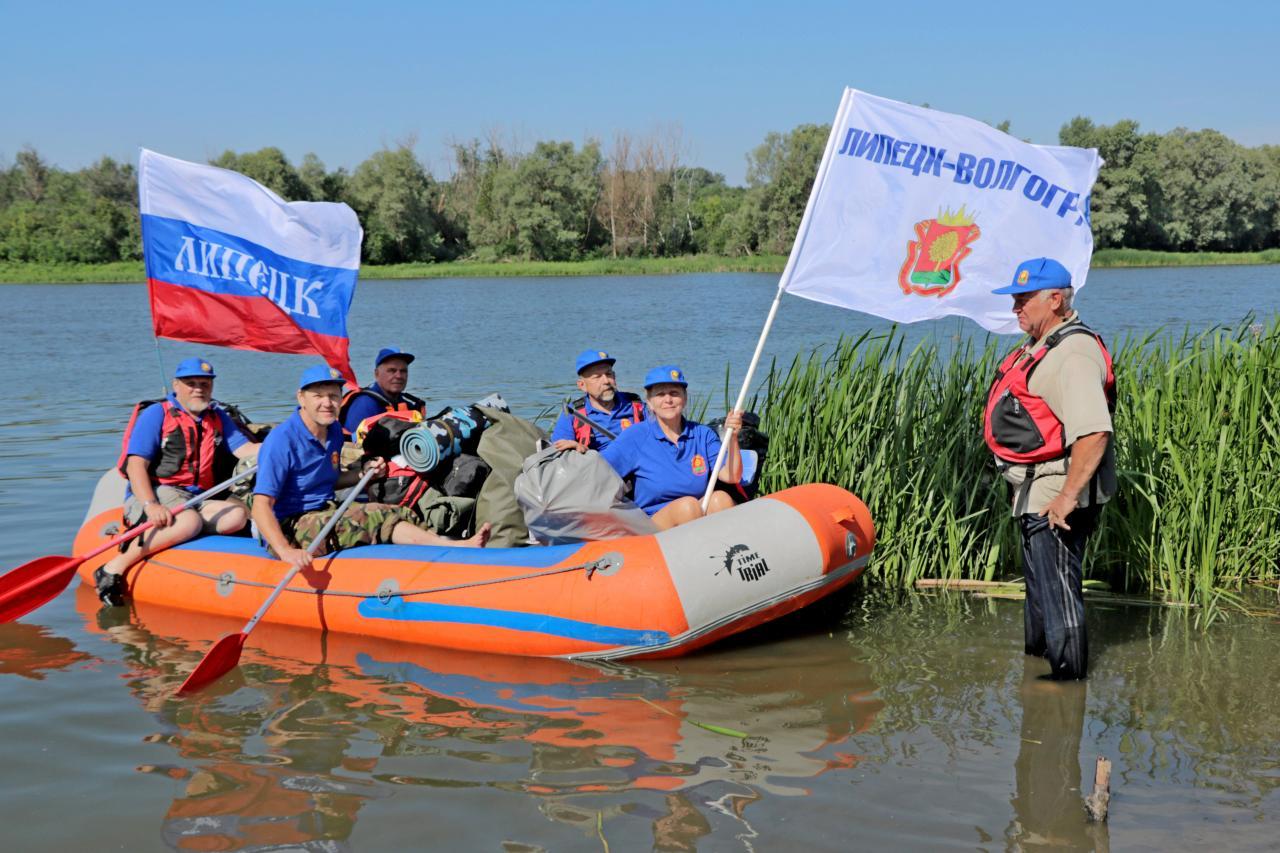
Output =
[{"x1": 1018, "y1": 504, "x2": 1101, "y2": 680}]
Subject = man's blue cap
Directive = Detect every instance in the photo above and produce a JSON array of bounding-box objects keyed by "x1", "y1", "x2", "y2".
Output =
[
  {"x1": 298, "y1": 364, "x2": 346, "y2": 390},
  {"x1": 174, "y1": 357, "x2": 216, "y2": 379},
  {"x1": 575, "y1": 348, "x2": 616, "y2": 374},
  {"x1": 644, "y1": 365, "x2": 688, "y2": 389},
  {"x1": 992, "y1": 258, "x2": 1073, "y2": 294},
  {"x1": 375, "y1": 347, "x2": 415, "y2": 368}
]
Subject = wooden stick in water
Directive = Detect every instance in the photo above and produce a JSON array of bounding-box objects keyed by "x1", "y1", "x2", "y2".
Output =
[{"x1": 1085, "y1": 756, "x2": 1112, "y2": 822}]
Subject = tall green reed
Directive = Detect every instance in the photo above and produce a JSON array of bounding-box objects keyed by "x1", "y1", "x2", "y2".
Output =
[{"x1": 754, "y1": 320, "x2": 1280, "y2": 621}]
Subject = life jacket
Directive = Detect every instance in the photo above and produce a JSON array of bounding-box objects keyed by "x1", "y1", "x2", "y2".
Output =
[
  {"x1": 983, "y1": 319, "x2": 1116, "y2": 465},
  {"x1": 340, "y1": 385, "x2": 426, "y2": 436},
  {"x1": 117, "y1": 399, "x2": 226, "y2": 491},
  {"x1": 571, "y1": 392, "x2": 645, "y2": 445}
]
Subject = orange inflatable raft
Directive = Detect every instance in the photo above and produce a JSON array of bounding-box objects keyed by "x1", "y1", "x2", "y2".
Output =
[{"x1": 73, "y1": 472, "x2": 875, "y2": 659}]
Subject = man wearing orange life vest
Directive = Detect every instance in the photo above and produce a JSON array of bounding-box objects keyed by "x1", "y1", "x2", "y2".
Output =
[
  {"x1": 96, "y1": 357, "x2": 260, "y2": 606},
  {"x1": 340, "y1": 347, "x2": 426, "y2": 436},
  {"x1": 984, "y1": 258, "x2": 1116, "y2": 681}
]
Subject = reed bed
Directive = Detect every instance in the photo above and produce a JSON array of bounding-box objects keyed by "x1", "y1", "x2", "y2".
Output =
[{"x1": 754, "y1": 320, "x2": 1280, "y2": 622}]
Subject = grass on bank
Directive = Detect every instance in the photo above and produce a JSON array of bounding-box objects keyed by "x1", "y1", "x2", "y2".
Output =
[
  {"x1": 753, "y1": 320, "x2": 1280, "y2": 623},
  {"x1": 0, "y1": 255, "x2": 789, "y2": 284},
  {"x1": 2, "y1": 248, "x2": 1278, "y2": 284}
]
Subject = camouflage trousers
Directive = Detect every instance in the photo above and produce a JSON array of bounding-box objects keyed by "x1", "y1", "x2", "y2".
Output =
[{"x1": 278, "y1": 501, "x2": 419, "y2": 557}]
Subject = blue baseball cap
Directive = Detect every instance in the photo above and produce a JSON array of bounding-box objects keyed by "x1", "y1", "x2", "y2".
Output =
[
  {"x1": 174, "y1": 357, "x2": 216, "y2": 379},
  {"x1": 575, "y1": 348, "x2": 616, "y2": 374},
  {"x1": 643, "y1": 365, "x2": 688, "y2": 389},
  {"x1": 375, "y1": 347, "x2": 416, "y2": 368},
  {"x1": 992, "y1": 258, "x2": 1073, "y2": 294},
  {"x1": 298, "y1": 364, "x2": 346, "y2": 390}
]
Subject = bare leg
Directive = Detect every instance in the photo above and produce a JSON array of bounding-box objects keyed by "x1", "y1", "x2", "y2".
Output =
[
  {"x1": 391, "y1": 521, "x2": 492, "y2": 548},
  {"x1": 101, "y1": 510, "x2": 204, "y2": 578},
  {"x1": 706, "y1": 491, "x2": 736, "y2": 515},
  {"x1": 652, "y1": 496, "x2": 705, "y2": 531},
  {"x1": 198, "y1": 499, "x2": 250, "y2": 534}
]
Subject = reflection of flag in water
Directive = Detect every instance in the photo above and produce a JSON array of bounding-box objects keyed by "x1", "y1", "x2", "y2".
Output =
[
  {"x1": 898, "y1": 206, "x2": 980, "y2": 297},
  {"x1": 138, "y1": 149, "x2": 362, "y2": 383}
]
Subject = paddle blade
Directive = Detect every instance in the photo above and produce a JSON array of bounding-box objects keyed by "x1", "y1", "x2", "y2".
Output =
[
  {"x1": 0, "y1": 556, "x2": 81, "y2": 624},
  {"x1": 177, "y1": 632, "x2": 248, "y2": 694}
]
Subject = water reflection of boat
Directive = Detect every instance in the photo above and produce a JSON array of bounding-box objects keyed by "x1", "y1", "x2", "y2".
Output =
[
  {"x1": 75, "y1": 584, "x2": 884, "y2": 849},
  {"x1": 73, "y1": 473, "x2": 875, "y2": 659},
  {"x1": 0, "y1": 621, "x2": 96, "y2": 680}
]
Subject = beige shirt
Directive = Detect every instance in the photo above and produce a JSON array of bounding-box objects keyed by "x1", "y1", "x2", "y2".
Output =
[{"x1": 998, "y1": 312, "x2": 1116, "y2": 516}]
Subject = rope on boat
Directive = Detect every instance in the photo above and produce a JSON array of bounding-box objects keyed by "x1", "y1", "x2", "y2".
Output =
[{"x1": 143, "y1": 556, "x2": 608, "y2": 599}]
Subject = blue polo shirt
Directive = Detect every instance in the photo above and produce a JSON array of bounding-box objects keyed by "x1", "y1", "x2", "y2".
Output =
[
  {"x1": 550, "y1": 393, "x2": 646, "y2": 450},
  {"x1": 254, "y1": 410, "x2": 345, "y2": 518},
  {"x1": 600, "y1": 417, "x2": 723, "y2": 515},
  {"x1": 123, "y1": 394, "x2": 249, "y2": 499}
]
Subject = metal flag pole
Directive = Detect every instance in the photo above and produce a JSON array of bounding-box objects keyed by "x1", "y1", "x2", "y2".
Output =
[
  {"x1": 699, "y1": 89, "x2": 854, "y2": 511},
  {"x1": 152, "y1": 336, "x2": 168, "y2": 397},
  {"x1": 139, "y1": 156, "x2": 170, "y2": 398}
]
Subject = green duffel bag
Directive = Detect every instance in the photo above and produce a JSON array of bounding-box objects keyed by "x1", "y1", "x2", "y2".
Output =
[
  {"x1": 416, "y1": 488, "x2": 479, "y2": 539},
  {"x1": 474, "y1": 405, "x2": 546, "y2": 546}
]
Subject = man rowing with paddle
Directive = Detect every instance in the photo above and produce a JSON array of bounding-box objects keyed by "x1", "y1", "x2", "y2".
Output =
[
  {"x1": 254, "y1": 365, "x2": 490, "y2": 571},
  {"x1": 549, "y1": 348, "x2": 646, "y2": 452},
  {"x1": 96, "y1": 358, "x2": 261, "y2": 606}
]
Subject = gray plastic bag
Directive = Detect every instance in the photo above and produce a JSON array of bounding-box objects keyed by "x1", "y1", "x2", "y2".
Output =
[{"x1": 515, "y1": 447, "x2": 658, "y2": 544}]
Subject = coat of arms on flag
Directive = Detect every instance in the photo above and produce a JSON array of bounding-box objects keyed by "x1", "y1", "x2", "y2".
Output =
[{"x1": 897, "y1": 206, "x2": 981, "y2": 298}]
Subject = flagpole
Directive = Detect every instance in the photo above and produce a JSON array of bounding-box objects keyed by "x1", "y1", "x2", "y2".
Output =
[
  {"x1": 699, "y1": 89, "x2": 855, "y2": 510},
  {"x1": 152, "y1": 337, "x2": 168, "y2": 397}
]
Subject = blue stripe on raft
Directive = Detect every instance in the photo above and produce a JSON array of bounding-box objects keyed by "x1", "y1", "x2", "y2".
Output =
[
  {"x1": 357, "y1": 598, "x2": 669, "y2": 647},
  {"x1": 170, "y1": 536, "x2": 584, "y2": 567}
]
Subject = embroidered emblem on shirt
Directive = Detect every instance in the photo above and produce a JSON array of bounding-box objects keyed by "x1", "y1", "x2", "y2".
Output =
[
  {"x1": 330, "y1": 451, "x2": 340, "y2": 469},
  {"x1": 691, "y1": 454, "x2": 706, "y2": 476}
]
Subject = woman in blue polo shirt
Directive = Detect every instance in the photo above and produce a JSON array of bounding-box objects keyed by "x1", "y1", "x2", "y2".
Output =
[{"x1": 600, "y1": 365, "x2": 743, "y2": 530}]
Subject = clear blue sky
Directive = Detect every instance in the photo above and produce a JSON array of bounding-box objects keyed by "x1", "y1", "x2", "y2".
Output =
[{"x1": 3, "y1": 0, "x2": 1276, "y2": 185}]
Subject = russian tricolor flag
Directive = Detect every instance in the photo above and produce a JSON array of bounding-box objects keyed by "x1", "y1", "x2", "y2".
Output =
[{"x1": 138, "y1": 149, "x2": 362, "y2": 383}]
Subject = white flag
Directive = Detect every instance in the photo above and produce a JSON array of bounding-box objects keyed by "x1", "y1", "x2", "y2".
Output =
[{"x1": 783, "y1": 89, "x2": 1102, "y2": 334}]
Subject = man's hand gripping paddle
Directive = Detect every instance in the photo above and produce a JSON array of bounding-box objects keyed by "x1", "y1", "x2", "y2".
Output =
[
  {"x1": 0, "y1": 466, "x2": 259, "y2": 624},
  {"x1": 176, "y1": 468, "x2": 379, "y2": 695}
]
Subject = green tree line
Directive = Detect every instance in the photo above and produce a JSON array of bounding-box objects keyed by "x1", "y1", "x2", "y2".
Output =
[{"x1": 2, "y1": 118, "x2": 1277, "y2": 266}]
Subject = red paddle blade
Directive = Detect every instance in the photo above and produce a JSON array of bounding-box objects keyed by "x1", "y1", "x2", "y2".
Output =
[
  {"x1": 0, "y1": 556, "x2": 81, "y2": 624},
  {"x1": 177, "y1": 632, "x2": 248, "y2": 694}
]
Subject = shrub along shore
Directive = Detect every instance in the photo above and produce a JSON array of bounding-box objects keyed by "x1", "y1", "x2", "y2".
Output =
[
  {"x1": 1, "y1": 248, "x2": 1278, "y2": 284},
  {"x1": 754, "y1": 320, "x2": 1280, "y2": 623}
]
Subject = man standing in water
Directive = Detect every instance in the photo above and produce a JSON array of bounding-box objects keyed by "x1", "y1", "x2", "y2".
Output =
[{"x1": 983, "y1": 258, "x2": 1116, "y2": 679}]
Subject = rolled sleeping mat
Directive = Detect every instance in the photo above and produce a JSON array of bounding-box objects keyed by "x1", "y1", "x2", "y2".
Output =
[{"x1": 399, "y1": 425, "x2": 441, "y2": 473}]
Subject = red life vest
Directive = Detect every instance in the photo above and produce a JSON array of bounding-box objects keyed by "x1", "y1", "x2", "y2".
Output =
[
  {"x1": 117, "y1": 399, "x2": 226, "y2": 491},
  {"x1": 340, "y1": 385, "x2": 426, "y2": 437},
  {"x1": 571, "y1": 392, "x2": 646, "y2": 445},
  {"x1": 983, "y1": 320, "x2": 1116, "y2": 465}
]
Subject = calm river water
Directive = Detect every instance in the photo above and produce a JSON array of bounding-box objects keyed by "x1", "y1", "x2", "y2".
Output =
[{"x1": 1, "y1": 266, "x2": 1278, "y2": 851}]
